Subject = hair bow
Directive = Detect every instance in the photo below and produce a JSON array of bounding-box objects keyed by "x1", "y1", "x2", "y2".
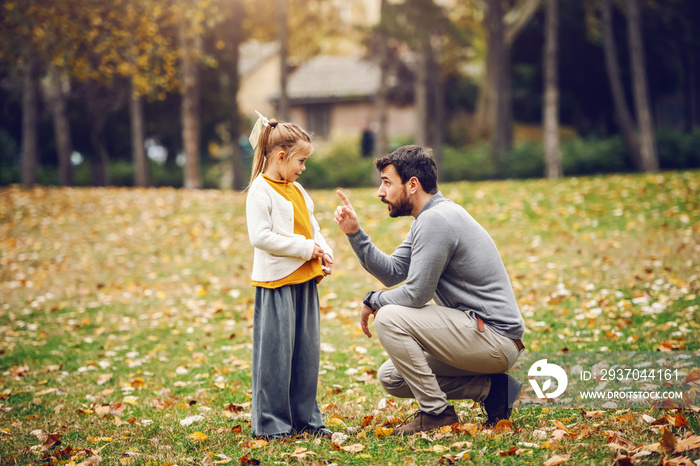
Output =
[{"x1": 249, "y1": 110, "x2": 270, "y2": 150}]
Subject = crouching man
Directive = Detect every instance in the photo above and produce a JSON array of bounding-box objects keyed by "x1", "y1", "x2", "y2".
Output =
[{"x1": 334, "y1": 145, "x2": 525, "y2": 435}]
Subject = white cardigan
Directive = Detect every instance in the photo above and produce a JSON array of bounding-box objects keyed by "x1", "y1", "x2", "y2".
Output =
[{"x1": 246, "y1": 174, "x2": 333, "y2": 282}]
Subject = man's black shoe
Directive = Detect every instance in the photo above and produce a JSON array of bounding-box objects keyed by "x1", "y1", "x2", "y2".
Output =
[{"x1": 483, "y1": 373, "x2": 522, "y2": 427}]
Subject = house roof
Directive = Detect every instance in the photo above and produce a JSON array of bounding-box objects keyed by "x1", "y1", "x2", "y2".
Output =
[
  {"x1": 287, "y1": 55, "x2": 380, "y2": 102},
  {"x1": 239, "y1": 41, "x2": 279, "y2": 77}
]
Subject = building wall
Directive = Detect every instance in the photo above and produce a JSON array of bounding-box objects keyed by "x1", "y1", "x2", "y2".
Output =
[
  {"x1": 290, "y1": 101, "x2": 416, "y2": 143},
  {"x1": 239, "y1": 57, "x2": 279, "y2": 120}
]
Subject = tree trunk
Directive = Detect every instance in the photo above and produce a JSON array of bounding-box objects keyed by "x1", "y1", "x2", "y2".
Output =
[
  {"x1": 625, "y1": 0, "x2": 658, "y2": 172},
  {"x1": 601, "y1": 0, "x2": 642, "y2": 170},
  {"x1": 680, "y1": 37, "x2": 694, "y2": 132},
  {"x1": 230, "y1": 0, "x2": 246, "y2": 190},
  {"x1": 90, "y1": 124, "x2": 110, "y2": 186},
  {"x1": 543, "y1": 0, "x2": 561, "y2": 179},
  {"x1": 429, "y1": 34, "x2": 444, "y2": 178},
  {"x1": 375, "y1": 0, "x2": 389, "y2": 160},
  {"x1": 487, "y1": 0, "x2": 509, "y2": 173},
  {"x1": 130, "y1": 82, "x2": 149, "y2": 187},
  {"x1": 21, "y1": 59, "x2": 39, "y2": 188},
  {"x1": 180, "y1": 22, "x2": 202, "y2": 189},
  {"x1": 46, "y1": 66, "x2": 73, "y2": 186},
  {"x1": 414, "y1": 30, "x2": 430, "y2": 147},
  {"x1": 474, "y1": 0, "x2": 540, "y2": 144},
  {"x1": 278, "y1": 0, "x2": 289, "y2": 120}
]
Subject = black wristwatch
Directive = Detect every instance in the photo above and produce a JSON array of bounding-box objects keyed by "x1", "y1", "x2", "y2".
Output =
[{"x1": 363, "y1": 291, "x2": 377, "y2": 315}]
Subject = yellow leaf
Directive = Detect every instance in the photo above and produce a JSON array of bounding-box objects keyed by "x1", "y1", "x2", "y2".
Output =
[
  {"x1": 375, "y1": 427, "x2": 393, "y2": 437},
  {"x1": 327, "y1": 414, "x2": 346, "y2": 427},
  {"x1": 249, "y1": 439, "x2": 268, "y2": 449},
  {"x1": 123, "y1": 396, "x2": 138, "y2": 406},
  {"x1": 189, "y1": 431, "x2": 207, "y2": 442}
]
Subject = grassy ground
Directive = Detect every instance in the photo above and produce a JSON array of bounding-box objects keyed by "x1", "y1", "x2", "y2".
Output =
[{"x1": 1, "y1": 170, "x2": 699, "y2": 465}]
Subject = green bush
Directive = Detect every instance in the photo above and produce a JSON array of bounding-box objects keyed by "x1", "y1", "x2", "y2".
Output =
[
  {"x1": 657, "y1": 128, "x2": 700, "y2": 169},
  {"x1": 503, "y1": 142, "x2": 545, "y2": 179},
  {"x1": 302, "y1": 137, "x2": 376, "y2": 189},
  {"x1": 3, "y1": 130, "x2": 698, "y2": 188},
  {"x1": 561, "y1": 136, "x2": 629, "y2": 175},
  {"x1": 441, "y1": 145, "x2": 496, "y2": 181}
]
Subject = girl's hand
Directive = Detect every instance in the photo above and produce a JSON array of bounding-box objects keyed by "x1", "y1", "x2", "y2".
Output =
[
  {"x1": 311, "y1": 243, "x2": 325, "y2": 260},
  {"x1": 321, "y1": 253, "x2": 333, "y2": 276}
]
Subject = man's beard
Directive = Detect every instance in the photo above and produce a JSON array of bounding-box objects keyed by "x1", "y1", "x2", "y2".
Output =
[{"x1": 383, "y1": 187, "x2": 413, "y2": 218}]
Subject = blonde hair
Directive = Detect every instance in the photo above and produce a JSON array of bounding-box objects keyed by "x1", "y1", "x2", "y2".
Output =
[{"x1": 247, "y1": 119, "x2": 313, "y2": 189}]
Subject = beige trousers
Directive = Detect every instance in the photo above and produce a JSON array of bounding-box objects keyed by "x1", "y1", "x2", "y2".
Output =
[{"x1": 374, "y1": 304, "x2": 521, "y2": 415}]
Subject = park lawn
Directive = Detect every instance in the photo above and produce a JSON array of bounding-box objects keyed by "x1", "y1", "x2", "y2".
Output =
[{"x1": 0, "y1": 170, "x2": 699, "y2": 465}]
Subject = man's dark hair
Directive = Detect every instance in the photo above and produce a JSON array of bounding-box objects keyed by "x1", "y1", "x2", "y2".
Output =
[{"x1": 375, "y1": 145, "x2": 438, "y2": 194}]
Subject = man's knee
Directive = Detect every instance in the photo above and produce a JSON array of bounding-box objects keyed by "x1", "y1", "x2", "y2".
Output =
[
  {"x1": 377, "y1": 360, "x2": 409, "y2": 396},
  {"x1": 373, "y1": 304, "x2": 403, "y2": 337}
]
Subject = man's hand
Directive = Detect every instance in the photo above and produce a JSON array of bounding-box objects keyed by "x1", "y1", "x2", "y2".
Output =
[
  {"x1": 360, "y1": 304, "x2": 375, "y2": 338},
  {"x1": 334, "y1": 190, "x2": 360, "y2": 235}
]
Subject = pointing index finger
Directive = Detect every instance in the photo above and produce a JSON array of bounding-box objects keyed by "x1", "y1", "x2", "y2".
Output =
[{"x1": 336, "y1": 189, "x2": 352, "y2": 207}]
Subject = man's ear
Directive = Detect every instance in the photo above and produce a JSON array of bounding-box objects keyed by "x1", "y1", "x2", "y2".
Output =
[{"x1": 408, "y1": 176, "x2": 421, "y2": 194}]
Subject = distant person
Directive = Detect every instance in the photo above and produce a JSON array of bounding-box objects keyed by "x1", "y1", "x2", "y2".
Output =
[
  {"x1": 334, "y1": 145, "x2": 525, "y2": 434},
  {"x1": 361, "y1": 126, "x2": 375, "y2": 157},
  {"x1": 246, "y1": 111, "x2": 334, "y2": 439}
]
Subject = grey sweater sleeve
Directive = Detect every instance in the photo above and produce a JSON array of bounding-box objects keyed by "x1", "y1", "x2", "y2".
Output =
[
  {"x1": 346, "y1": 227, "x2": 411, "y2": 288},
  {"x1": 348, "y1": 210, "x2": 455, "y2": 310}
]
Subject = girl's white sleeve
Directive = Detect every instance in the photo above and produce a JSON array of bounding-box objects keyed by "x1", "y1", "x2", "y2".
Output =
[
  {"x1": 246, "y1": 187, "x2": 315, "y2": 260},
  {"x1": 301, "y1": 186, "x2": 333, "y2": 260}
]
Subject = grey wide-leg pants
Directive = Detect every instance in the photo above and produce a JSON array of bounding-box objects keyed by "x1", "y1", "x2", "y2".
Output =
[
  {"x1": 252, "y1": 280, "x2": 325, "y2": 437},
  {"x1": 374, "y1": 304, "x2": 521, "y2": 415}
]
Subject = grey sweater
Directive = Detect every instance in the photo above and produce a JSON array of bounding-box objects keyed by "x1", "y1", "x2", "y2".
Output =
[{"x1": 348, "y1": 192, "x2": 525, "y2": 340}]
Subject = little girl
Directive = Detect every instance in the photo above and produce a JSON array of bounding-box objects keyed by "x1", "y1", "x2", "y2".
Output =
[{"x1": 245, "y1": 112, "x2": 334, "y2": 439}]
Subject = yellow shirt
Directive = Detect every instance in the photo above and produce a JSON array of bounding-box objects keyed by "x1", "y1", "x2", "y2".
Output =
[{"x1": 252, "y1": 175, "x2": 324, "y2": 288}]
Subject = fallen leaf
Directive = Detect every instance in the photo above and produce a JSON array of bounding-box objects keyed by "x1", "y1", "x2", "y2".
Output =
[
  {"x1": 675, "y1": 434, "x2": 700, "y2": 452},
  {"x1": 660, "y1": 427, "x2": 677, "y2": 454},
  {"x1": 493, "y1": 419, "x2": 514, "y2": 433},
  {"x1": 499, "y1": 446, "x2": 518, "y2": 456},
  {"x1": 239, "y1": 453, "x2": 260, "y2": 465},
  {"x1": 340, "y1": 443, "x2": 366, "y2": 453},
  {"x1": 189, "y1": 432, "x2": 207, "y2": 443},
  {"x1": 77, "y1": 456, "x2": 102, "y2": 466},
  {"x1": 281, "y1": 447, "x2": 316, "y2": 459},
  {"x1": 674, "y1": 411, "x2": 688, "y2": 429},
  {"x1": 375, "y1": 427, "x2": 393, "y2": 437},
  {"x1": 542, "y1": 453, "x2": 570, "y2": 466}
]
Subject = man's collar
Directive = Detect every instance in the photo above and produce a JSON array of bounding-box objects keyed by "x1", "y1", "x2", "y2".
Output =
[{"x1": 416, "y1": 192, "x2": 443, "y2": 218}]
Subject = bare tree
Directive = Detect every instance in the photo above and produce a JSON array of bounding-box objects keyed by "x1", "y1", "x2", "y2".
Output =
[
  {"x1": 486, "y1": 0, "x2": 509, "y2": 170},
  {"x1": 625, "y1": 0, "x2": 658, "y2": 171},
  {"x1": 475, "y1": 0, "x2": 541, "y2": 173},
  {"x1": 543, "y1": 0, "x2": 561, "y2": 179},
  {"x1": 130, "y1": 82, "x2": 149, "y2": 187},
  {"x1": 21, "y1": 59, "x2": 39, "y2": 188},
  {"x1": 278, "y1": 0, "x2": 289, "y2": 121},
  {"x1": 601, "y1": 0, "x2": 641, "y2": 169},
  {"x1": 414, "y1": 30, "x2": 430, "y2": 147},
  {"x1": 180, "y1": 22, "x2": 202, "y2": 189},
  {"x1": 374, "y1": 0, "x2": 389, "y2": 160},
  {"x1": 45, "y1": 66, "x2": 73, "y2": 186}
]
